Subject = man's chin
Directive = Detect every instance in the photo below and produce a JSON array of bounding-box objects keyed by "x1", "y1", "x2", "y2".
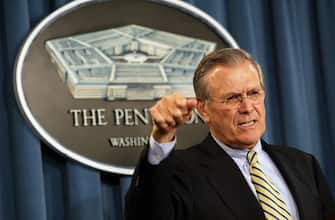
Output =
[
  {"x1": 235, "y1": 136, "x2": 260, "y2": 149},
  {"x1": 226, "y1": 139, "x2": 258, "y2": 149},
  {"x1": 236, "y1": 129, "x2": 264, "y2": 146}
]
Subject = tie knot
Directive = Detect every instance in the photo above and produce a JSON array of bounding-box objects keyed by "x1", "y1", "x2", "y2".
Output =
[{"x1": 247, "y1": 150, "x2": 258, "y2": 166}]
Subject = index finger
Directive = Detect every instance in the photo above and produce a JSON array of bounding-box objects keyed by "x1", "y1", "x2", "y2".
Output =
[{"x1": 186, "y1": 97, "x2": 197, "y2": 110}]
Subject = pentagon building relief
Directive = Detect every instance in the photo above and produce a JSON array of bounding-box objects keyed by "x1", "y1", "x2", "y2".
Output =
[{"x1": 45, "y1": 24, "x2": 216, "y2": 100}]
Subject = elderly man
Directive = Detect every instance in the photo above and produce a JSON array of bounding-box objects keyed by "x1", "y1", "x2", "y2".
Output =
[{"x1": 125, "y1": 48, "x2": 335, "y2": 220}]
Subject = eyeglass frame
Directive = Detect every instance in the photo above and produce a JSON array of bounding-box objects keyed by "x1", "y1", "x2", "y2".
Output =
[{"x1": 203, "y1": 87, "x2": 265, "y2": 107}]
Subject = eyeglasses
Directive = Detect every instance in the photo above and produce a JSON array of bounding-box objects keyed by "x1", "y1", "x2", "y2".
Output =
[{"x1": 206, "y1": 88, "x2": 265, "y2": 107}]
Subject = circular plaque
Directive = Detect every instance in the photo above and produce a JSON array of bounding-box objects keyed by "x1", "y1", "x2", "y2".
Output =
[{"x1": 14, "y1": 0, "x2": 238, "y2": 174}]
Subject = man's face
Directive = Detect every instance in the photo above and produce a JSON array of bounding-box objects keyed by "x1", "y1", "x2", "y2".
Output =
[{"x1": 197, "y1": 61, "x2": 266, "y2": 149}]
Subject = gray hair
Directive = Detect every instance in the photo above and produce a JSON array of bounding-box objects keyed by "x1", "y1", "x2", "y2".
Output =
[{"x1": 193, "y1": 48, "x2": 264, "y2": 100}]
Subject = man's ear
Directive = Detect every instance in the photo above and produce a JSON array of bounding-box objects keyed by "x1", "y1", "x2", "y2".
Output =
[{"x1": 196, "y1": 99, "x2": 210, "y2": 123}]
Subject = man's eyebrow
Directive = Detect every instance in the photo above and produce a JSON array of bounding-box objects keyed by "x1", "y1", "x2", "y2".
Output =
[
  {"x1": 220, "y1": 91, "x2": 241, "y2": 98},
  {"x1": 221, "y1": 87, "x2": 262, "y2": 96}
]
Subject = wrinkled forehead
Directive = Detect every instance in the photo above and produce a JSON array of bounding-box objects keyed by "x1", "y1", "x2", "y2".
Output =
[{"x1": 205, "y1": 61, "x2": 262, "y2": 93}]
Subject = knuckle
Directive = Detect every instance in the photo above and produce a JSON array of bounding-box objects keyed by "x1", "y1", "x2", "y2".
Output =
[{"x1": 173, "y1": 110, "x2": 183, "y2": 120}]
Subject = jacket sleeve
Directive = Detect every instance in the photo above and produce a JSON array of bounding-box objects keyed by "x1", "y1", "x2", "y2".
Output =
[{"x1": 125, "y1": 147, "x2": 193, "y2": 220}]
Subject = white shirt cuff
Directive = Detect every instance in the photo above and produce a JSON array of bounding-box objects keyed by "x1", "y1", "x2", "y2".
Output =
[{"x1": 147, "y1": 135, "x2": 176, "y2": 165}]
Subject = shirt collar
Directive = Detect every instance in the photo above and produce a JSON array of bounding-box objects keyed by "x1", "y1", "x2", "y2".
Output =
[{"x1": 211, "y1": 134, "x2": 262, "y2": 160}]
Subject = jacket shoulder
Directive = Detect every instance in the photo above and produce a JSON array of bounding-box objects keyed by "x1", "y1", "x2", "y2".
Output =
[{"x1": 264, "y1": 141, "x2": 314, "y2": 161}]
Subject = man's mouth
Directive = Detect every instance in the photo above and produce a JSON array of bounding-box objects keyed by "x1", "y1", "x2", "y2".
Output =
[{"x1": 238, "y1": 120, "x2": 256, "y2": 127}]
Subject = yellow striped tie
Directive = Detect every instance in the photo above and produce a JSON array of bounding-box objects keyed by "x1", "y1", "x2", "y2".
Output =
[{"x1": 247, "y1": 150, "x2": 292, "y2": 220}]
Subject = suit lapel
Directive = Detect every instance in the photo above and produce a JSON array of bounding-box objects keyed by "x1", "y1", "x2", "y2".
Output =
[
  {"x1": 263, "y1": 141, "x2": 315, "y2": 220},
  {"x1": 198, "y1": 136, "x2": 266, "y2": 220}
]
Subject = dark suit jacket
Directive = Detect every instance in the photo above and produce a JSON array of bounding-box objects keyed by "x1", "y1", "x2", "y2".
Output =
[{"x1": 125, "y1": 135, "x2": 335, "y2": 220}]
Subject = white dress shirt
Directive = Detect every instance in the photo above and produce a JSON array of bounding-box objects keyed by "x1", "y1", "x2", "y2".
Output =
[{"x1": 148, "y1": 135, "x2": 300, "y2": 220}]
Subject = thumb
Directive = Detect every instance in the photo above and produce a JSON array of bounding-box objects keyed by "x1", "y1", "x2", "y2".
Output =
[{"x1": 186, "y1": 98, "x2": 197, "y2": 110}]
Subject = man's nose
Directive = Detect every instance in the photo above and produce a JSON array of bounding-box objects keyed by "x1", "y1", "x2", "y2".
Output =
[{"x1": 238, "y1": 96, "x2": 254, "y2": 113}]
